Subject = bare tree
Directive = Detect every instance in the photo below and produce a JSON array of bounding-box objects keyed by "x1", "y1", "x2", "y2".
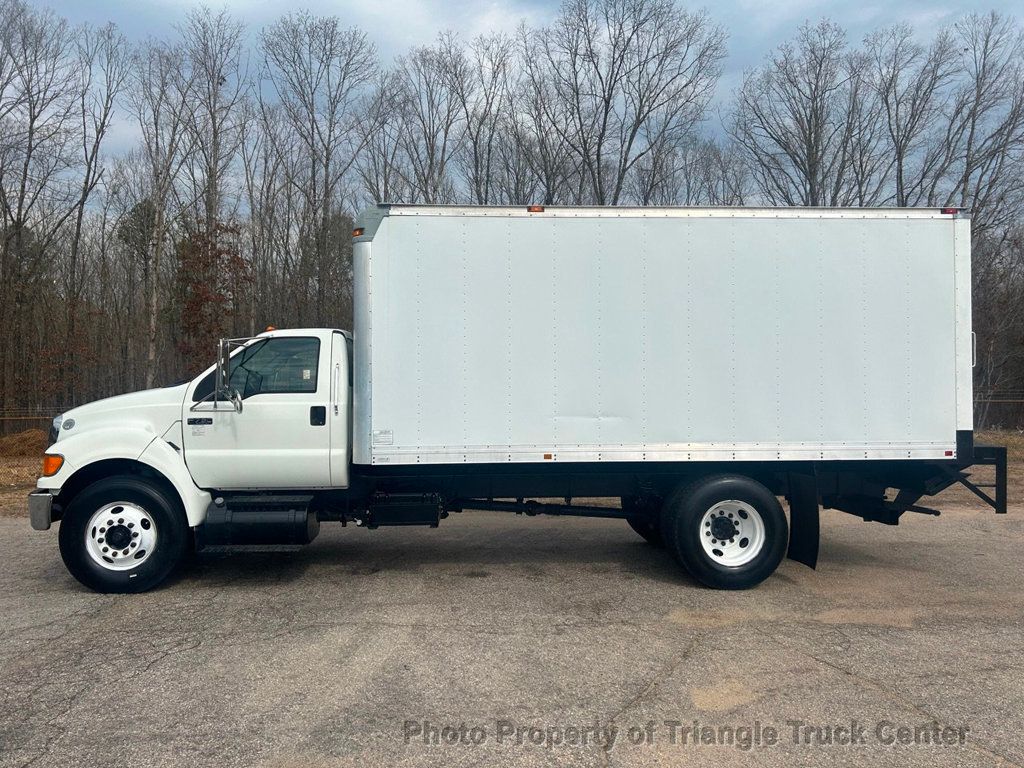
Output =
[
  {"x1": 61, "y1": 22, "x2": 129, "y2": 403},
  {"x1": 174, "y1": 7, "x2": 249, "y2": 369},
  {"x1": 240, "y1": 99, "x2": 305, "y2": 332},
  {"x1": 357, "y1": 71, "x2": 411, "y2": 204},
  {"x1": 866, "y1": 24, "x2": 956, "y2": 206},
  {"x1": 107, "y1": 151, "x2": 156, "y2": 390},
  {"x1": 942, "y1": 13, "x2": 1024, "y2": 233},
  {"x1": 514, "y1": 23, "x2": 579, "y2": 204},
  {"x1": 128, "y1": 39, "x2": 195, "y2": 387},
  {"x1": 180, "y1": 6, "x2": 247, "y2": 229},
  {"x1": 972, "y1": 230, "x2": 1024, "y2": 427},
  {"x1": 447, "y1": 32, "x2": 515, "y2": 204},
  {"x1": 535, "y1": 0, "x2": 725, "y2": 205},
  {"x1": 841, "y1": 50, "x2": 890, "y2": 206},
  {"x1": 630, "y1": 135, "x2": 749, "y2": 205},
  {"x1": 490, "y1": 112, "x2": 543, "y2": 205},
  {"x1": 730, "y1": 20, "x2": 894, "y2": 206},
  {"x1": 393, "y1": 41, "x2": 464, "y2": 203},
  {"x1": 0, "y1": 1, "x2": 79, "y2": 406},
  {"x1": 260, "y1": 11, "x2": 376, "y2": 323}
]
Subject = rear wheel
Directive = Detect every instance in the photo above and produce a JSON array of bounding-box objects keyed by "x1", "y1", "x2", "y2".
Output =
[
  {"x1": 663, "y1": 475, "x2": 786, "y2": 589},
  {"x1": 58, "y1": 475, "x2": 189, "y2": 593}
]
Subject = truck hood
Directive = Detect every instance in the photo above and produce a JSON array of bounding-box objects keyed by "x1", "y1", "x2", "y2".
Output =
[{"x1": 55, "y1": 384, "x2": 189, "y2": 446}]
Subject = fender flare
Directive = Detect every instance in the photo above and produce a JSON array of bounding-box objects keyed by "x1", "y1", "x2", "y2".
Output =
[
  {"x1": 41, "y1": 426, "x2": 212, "y2": 527},
  {"x1": 138, "y1": 438, "x2": 212, "y2": 527}
]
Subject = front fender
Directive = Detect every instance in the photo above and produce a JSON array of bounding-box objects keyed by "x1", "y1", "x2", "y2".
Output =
[
  {"x1": 38, "y1": 425, "x2": 212, "y2": 527},
  {"x1": 137, "y1": 437, "x2": 212, "y2": 526},
  {"x1": 38, "y1": 426, "x2": 156, "y2": 491}
]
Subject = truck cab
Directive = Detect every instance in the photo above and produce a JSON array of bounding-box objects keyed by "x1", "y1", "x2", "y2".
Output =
[
  {"x1": 183, "y1": 329, "x2": 351, "y2": 490},
  {"x1": 30, "y1": 328, "x2": 353, "y2": 592}
]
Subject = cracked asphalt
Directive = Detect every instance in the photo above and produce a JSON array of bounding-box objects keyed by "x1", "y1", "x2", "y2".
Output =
[{"x1": 1, "y1": 495, "x2": 1022, "y2": 768}]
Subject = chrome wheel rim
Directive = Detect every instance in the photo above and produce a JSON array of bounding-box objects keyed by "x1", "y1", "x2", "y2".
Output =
[
  {"x1": 699, "y1": 500, "x2": 765, "y2": 567},
  {"x1": 84, "y1": 502, "x2": 157, "y2": 571}
]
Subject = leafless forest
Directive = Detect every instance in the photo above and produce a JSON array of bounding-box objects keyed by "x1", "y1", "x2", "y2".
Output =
[{"x1": 1, "y1": 0, "x2": 1023, "y2": 429}]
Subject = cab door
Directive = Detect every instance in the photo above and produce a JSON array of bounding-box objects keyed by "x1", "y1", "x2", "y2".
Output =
[{"x1": 183, "y1": 333, "x2": 333, "y2": 489}]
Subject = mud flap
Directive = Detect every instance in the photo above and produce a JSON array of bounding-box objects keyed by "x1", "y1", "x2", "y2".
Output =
[{"x1": 786, "y1": 472, "x2": 819, "y2": 568}]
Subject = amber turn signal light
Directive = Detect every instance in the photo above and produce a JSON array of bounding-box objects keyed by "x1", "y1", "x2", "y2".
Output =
[
  {"x1": 42, "y1": 454, "x2": 64, "y2": 477},
  {"x1": 352, "y1": 227, "x2": 365, "y2": 237}
]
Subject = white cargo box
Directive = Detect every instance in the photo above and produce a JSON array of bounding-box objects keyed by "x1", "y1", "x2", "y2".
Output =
[{"x1": 352, "y1": 205, "x2": 972, "y2": 466}]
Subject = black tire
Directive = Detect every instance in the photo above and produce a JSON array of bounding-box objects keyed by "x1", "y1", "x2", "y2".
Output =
[
  {"x1": 663, "y1": 474, "x2": 787, "y2": 590},
  {"x1": 622, "y1": 496, "x2": 664, "y2": 547},
  {"x1": 58, "y1": 475, "x2": 189, "y2": 593}
]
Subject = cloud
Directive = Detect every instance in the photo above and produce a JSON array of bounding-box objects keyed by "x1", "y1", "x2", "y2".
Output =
[
  {"x1": 41, "y1": 0, "x2": 1022, "y2": 92},
  {"x1": 133, "y1": 0, "x2": 552, "y2": 59}
]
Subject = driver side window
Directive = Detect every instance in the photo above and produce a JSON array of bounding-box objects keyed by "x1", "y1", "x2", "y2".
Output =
[
  {"x1": 193, "y1": 337, "x2": 320, "y2": 401},
  {"x1": 230, "y1": 337, "x2": 320, "y2": 398}
]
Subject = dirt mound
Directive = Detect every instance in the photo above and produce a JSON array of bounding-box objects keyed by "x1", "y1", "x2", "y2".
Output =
[{"x1": 0, "y1": 429, "x2": 48, "y2": 457}]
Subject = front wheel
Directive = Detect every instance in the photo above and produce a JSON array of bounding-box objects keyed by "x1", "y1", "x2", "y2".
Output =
[
  {"x1": 663, "y1": 475, "x2": 787, "y2": 590},
  {"x1": 58, "y1": 475, "x2": 189, "y2": 593}
]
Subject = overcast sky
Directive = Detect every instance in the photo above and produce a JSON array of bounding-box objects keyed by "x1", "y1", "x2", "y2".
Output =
[
  {"x1": 37, "y1": 0, "x2": 1022, "y2": 143},
  {"x1": 41, "y1": 0, "x2": 1021, "y2": 66}
]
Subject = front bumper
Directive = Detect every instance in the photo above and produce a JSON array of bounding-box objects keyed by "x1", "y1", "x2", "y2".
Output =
[{"x1": 29, "y1": 492, "x2": 54, "y2": 531}]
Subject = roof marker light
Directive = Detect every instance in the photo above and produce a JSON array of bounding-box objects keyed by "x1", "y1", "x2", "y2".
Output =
[
  {"x1": 941, "y1": 207, "x2": 958, "y2": 215},
  {"x1": 527, "y1": 205, "x2": 545, "y2": 213}
]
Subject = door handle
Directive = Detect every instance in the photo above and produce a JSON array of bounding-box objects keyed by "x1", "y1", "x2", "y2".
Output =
[
  {"x1": 333, "y1": 364, "x2": 340, "y2": 415},
  {"x1": 310, "y1": 406, "x2": 326, "y2": 426}
]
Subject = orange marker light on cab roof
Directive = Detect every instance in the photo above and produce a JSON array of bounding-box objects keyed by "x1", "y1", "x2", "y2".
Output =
[
  {"x1": 42, "y1": 454, "x2": 64, "y2": 477},
  {"x1": 527, "y1": 205, "x2": 545, "y2": 213},
  {"x1": 265, "y1": 325, "x2": 276, "y2": 332},
  {"x1": 353, "y1": 227, "x2": 365, "y2": 237}
]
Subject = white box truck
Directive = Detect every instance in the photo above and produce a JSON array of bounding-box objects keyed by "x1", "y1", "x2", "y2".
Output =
[{"x1": 29, "y1": 205, "x2": 1008, "y2": 593}]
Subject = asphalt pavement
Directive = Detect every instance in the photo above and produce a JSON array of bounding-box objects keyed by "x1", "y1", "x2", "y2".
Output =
[{"x1": 1, "y1": 499, "x2": 1022, "y2": 767}]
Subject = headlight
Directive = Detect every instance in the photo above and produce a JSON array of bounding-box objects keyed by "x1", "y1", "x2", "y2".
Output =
[{"x1": 49, "y1": 414, "x2": 63, "y2": 446}]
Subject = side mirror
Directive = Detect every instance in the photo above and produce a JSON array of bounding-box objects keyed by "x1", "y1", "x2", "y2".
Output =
[
  {"x1": 215, "y1": 339, "x2": 243, "y2": 413},
  {"x1": 215, "y1": 338, "x2": 231, "y2": 394}
]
